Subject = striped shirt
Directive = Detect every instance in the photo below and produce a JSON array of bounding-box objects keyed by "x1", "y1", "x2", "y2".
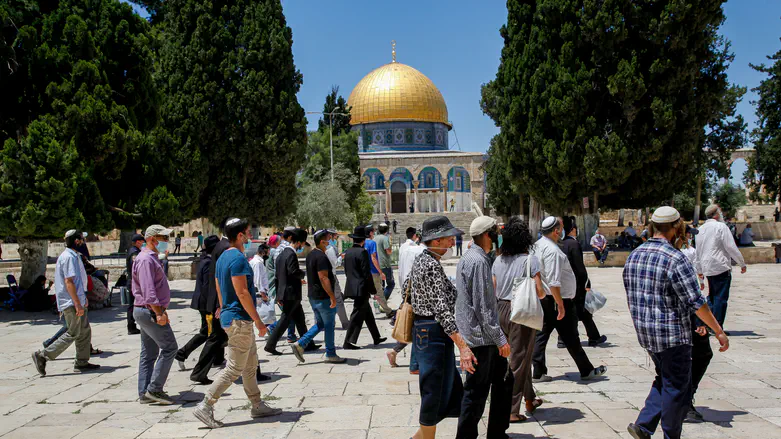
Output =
[
  {"x1": 455, "y1": 245, "x2": 507, "y2": 348},
  {"x1": 623, "y1": 238, "x2": 706, "y2": 353}
]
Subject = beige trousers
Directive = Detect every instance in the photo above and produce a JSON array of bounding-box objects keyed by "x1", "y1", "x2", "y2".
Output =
[{"x1": 204, "y1": 320, "x2": 261, "y2": 405}]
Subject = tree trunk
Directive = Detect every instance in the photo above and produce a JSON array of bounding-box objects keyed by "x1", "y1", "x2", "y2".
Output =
[
  {"x1": 644, "y1": 207, "x2": 651, "y2": 226},
  {"x1": 519, "y1": 193, "x2": 525, "y2": 221},
  {"x1": 17, "y1": 238, "x2": 49, "y2": 289},
  {"x1": 694, "y1": 174, "x2": 702, "y2": 226},
  {"x1": 529, "y1": 196, "x2": 544, "y2": 239},
  {"x1": 618, "y1": 209, "x2": 625, "y2": 227},
  {"x1": 118, "y1": 230, "x2": 135, "y2": 254}
]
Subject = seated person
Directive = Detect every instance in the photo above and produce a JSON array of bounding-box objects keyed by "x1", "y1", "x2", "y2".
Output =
[
  {"x1": 590, "y1": 229, "x2": 609, "y2": 264},
  {"x1": 624, "y1": 222, "x2": 637, "y2": 237},
  {"x1": 739, "y1": 224, "x2": 755, "y2": 247},
  {"x1": 22, "y1": 275, "x2": 54, "y2": 312}
]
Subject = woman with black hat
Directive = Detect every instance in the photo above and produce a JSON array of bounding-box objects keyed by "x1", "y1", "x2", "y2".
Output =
[{"x1": 403, "y1": 216, "x2": 475, "y2": 439}]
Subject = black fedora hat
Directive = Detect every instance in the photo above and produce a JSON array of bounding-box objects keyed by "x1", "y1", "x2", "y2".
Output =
[
  {"x1": 203, "y1": 235, "x2": 220, "y2": 253},
  {"x1": 421, "y1": 216, "x2": 463, "y2": 243},
  {"x1": 349, "y1": 226, "x2": 368, "y2": 240}
]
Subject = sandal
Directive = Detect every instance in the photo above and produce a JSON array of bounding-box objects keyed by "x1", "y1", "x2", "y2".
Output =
[
  {"x1": 509, "y1": 413, "x2": 528, "y2": 423},
  {"x1": 526, "y1": 397, "x2": 544, "y2": 414},
  {"x1": 90, "y1": 347, "x2": 103, "y2": 356}
]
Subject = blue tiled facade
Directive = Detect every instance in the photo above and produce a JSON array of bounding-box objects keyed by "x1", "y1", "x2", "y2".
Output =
[{"x1": 354, "y1": 121, "x2": 449, "y2": 152}]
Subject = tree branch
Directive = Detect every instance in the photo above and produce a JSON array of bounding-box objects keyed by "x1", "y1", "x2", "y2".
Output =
[{"x1": 108, "y1": 205, "x2": 143, "y2": 218}]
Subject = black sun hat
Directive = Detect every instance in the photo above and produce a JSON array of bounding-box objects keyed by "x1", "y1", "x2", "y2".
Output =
[{"x1": 420, "y1": 216, "x2": 463, "y2": 243}]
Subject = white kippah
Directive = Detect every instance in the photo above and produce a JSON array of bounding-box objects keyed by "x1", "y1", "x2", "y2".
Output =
[
  {"x1": 225, "y1": 218, "x2": 241, "y2": 226},
  {"x1": 64, "y1": 229, "x2": 77, "y2": 238},
  {"x1": 651, "y1": 206, "x2": 681, "y2": 224},
  {"x1": 541, "y1": 216, "x2": 557, "y2": 231}
]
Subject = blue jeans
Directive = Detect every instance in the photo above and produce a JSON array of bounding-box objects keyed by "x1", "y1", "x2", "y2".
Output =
[
  {"x1": 297, "y1": 299, "x2": 337, "y2": 357},
  {"x1": 635, "y1": 345, "x2": 692, "y2": 439},
  {"x1": 415, "y1": 318, "x2": 463, "y2": 426},
  {"x1": 134, "y1": 307, "x2": 178, "y2": 397},
  {"x1": 381, "y1": 267, "x2": 395, "y2": 300},
  {"x1": 44, "y1": 324, "x2": 68, "y2": 347},
  {"x1": 410, "y1": 341, "x2": 419, "y2": 372},
  {"x1": 706, "y1": 270, "x2": 731, "y2": 328}
]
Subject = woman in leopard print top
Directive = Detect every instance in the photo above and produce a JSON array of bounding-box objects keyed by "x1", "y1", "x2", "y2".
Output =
[{"x1": 404, "y1": 249, "x2": 458, "y2": 335}]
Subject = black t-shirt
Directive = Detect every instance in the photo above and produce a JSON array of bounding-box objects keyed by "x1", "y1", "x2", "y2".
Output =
[{"x1": 306, "y1": 249, "x2": 335, "y2": 300}]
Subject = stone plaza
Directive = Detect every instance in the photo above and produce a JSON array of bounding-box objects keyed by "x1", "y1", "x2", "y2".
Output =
[{"x1": 0, "y1": 263, "x2": 780, "y2": 439}]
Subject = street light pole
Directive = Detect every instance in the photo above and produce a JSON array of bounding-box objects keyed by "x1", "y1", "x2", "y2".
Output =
[{"x1": 306, "y1": 109, "x2": 349, "y2": 184}]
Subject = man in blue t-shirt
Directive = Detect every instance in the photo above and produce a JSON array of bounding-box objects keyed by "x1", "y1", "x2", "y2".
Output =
[
  {"x1": 365, "y1": 225, "x2": 392, "y2": 315},
  {"x1": 194, "y1": 218, "x2": 282, "y2": 428}
]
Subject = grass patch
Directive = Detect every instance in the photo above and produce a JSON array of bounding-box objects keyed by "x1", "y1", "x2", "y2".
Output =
[
  {"x1": 72, "y1": 409, "x2": 81, "y2": 414},
  {"x1": 228, "y1": 402, "x2": 252, "y2": 412},
  {"x1": 262, "y1": 395, "x2": 280, "y2": 401},
  {"x1": 82, "y1": 400, "x2": 109, "y2": 407},
  {"x1": 165, "y1": 409, "x2": 179, "y2": 414},
  {"x1": 36, "y1": 400, "x2": 50, "y2": 404}
]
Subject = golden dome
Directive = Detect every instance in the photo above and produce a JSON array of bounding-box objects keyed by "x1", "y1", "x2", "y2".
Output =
[{"x1": 347, "y1": 62, "x2": 451, "y2": 128}]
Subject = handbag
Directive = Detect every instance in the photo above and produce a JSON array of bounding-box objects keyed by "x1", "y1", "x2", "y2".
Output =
[
  {"x1": 391, "y1": 279, "x2": 414, "y2": 344},
  {"x1": 509, "y1": 256, "x2": 544, "y2": 330},
  {"x1": 584, "y1": 289, "x2": 607, "y2": 314}
]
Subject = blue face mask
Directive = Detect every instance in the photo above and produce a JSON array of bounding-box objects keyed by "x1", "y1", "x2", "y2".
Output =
[
  {"x1": 329, "y1": 239, "x2": 337, "y2": 248},
  {"x1": 244, "y1": 241, "x2": 250, "y2": 251},
  {"x1": 156, "y1": 241, "x2": 168, "y2": 253},
  {"x1": 498, "y1": 235, "x2": 503, "y2": 248},
  {"x1": 296, "y1": 247, "x2": 304, "y2": 254}
]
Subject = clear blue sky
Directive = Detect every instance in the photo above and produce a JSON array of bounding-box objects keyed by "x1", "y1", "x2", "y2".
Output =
[{"x1": 127, "y1": 0, "x2": 781, "y2": 180}]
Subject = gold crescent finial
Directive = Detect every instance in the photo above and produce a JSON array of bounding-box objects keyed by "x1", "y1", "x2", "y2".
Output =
[{"x1": 391, "y1": 40, "x2": 396, "y2": 63}]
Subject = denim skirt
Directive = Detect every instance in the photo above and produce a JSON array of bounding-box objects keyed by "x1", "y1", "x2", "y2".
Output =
[{"x1": 414, "y1": 318, "x2": 463, "y2": 426}]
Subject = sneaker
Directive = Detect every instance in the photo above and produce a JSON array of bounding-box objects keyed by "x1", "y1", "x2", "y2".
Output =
[
  {"x1": 74, "y1": 363, "x2": 100, "y2": 372},
  {"x1": 31, "y1": 351, "x2": 47, "y2": 377},
  {"x1": 177, "y1": 360, "x2": 187, "y2": 371},
  {"x1": 194, "y1": 400, "x2": 223, "y2": 428},
  {"x1": 251, "y1": 401, "x2": 282, "y2": 418},
  {"x1": 532, "y1": 374, "x2": 552, "y2": 383},
  {"x1": 588, "y1": 335, "x2": 608, "y2": 347},
  {"x1": 127, "y1": 327, "x2": 141, "y2": 335},
  {"x1": 386, "y1": 350, "x2": 399, "y2": 367},
  {"x1": 685, "y1": 404, "x2": 704, "y2": 423},
  {"x1": 324, "y1": 355, "x2": 347, "y2": 364},
  {"x1": 581, "y1": 365, "x2": 608, "y2": 380},
  {"x1": 627, "y1": 423, "x2": 651, "y2": 439},
  {"x1": 139, "y1": 394, "x2": 154, "y2": 404},
  {"x1": 144, "y1": 390, "x2": 175, "y2": 405},
  {"x1": 291, "y1": 343, "x2": 305, "y2": 363}
]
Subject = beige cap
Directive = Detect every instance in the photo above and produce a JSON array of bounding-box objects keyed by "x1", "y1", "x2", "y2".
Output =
[
  {"x1": 144, "y1": 224, "x2": 173, "y2": 239},
  {"x1": 469, "y1": 216, "x2": 497, "y2": 237},
  {"x1": 705, "y1": 204, "x2": 720, "y2": 217}
]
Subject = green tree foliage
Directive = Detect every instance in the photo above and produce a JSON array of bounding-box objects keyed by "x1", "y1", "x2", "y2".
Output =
[
  {"x1": 484, "y1": 136, "x2": 521, "y2": 217},
  {"x1": 152, "y1": 0, "x2": 307, "y2": 225},
  {"x1": 0, "y1": 0, "x2": 177, "y2": 239},
  {"x1": 481, "y1": 0, "x2": 735, "y2": 212},
  {"x1": 748, "y1": 37, "x2": 781, "y2": 202},
  {"x1": 317, "y1": 86, "x2": 352, "y2": 135},
  {"x1": 294, "y1": 164, "x2": 357, "y2": 230},
  {"x1": 712, "y1": 182, "x2": 747, "y2": 219}
]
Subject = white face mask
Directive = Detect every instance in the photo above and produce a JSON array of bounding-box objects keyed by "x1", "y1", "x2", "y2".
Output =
[{"x1": 426, "y1": 245, "x2": 454, "y2": 260}]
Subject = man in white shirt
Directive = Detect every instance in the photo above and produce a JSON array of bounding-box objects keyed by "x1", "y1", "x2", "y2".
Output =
[
  {"x1": 696, "y1": 204, "x2": 747, "y2": 329},
  {"x1": 249, "y1": 246, "x2": 269, "y2": 297},
  {"x1": 531, "y1": 217, "x2": 606, "y2": 382},
  {"x1": 325, "y1": 230, "x2": 350, "y2": 329}
]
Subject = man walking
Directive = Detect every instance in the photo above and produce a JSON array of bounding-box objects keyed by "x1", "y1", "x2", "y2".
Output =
[
  {"x1": 325, "y1": 230, "x2": 350, "y2": 329},
  {"x1": 194, "y1": 218, "x2": 281, "y2": 428},
  {"x1": 365, "y1": 226, "x2": 394, "y2": 315},
  {"x1": 375, "y1": 223, "x2": 395, "y2": 301},
  {"x1": 344, "y1": 226, "x2": 387, "y2": 349},
  {"x1": 455, "y1": 217, "x2": 511, "y2": 439},
  {"x1": 32, "y1": 230, "x2": 100, "y2": 377},
  {"x1": 561, "y1": 218, "x2": 606, "y2": 347},
  {"x1": 125, "y1": 233, "x2": 145, "y2": 335},
  {"x1": 174, "y1": 235, "x2": 182, "y2": 254},
  {"x1": 590, "y1": 229, "x2": 609, "y2": 265},
  {"x1": 624, "y1": 207, "x2": 729, "y2": 439},
  {"x1": 696, "y1": 204, "x2": 747, "y2": 330},
  {"x1": 532, "y1": 217, "x2": 606, "y2": 382},
  {"x1": 133, "y1": 224, "x2": 177, "y2": 405},
  {"x1": 291, "y1": 230, "x2": 347, "y2": 364},
  {"x1": 265, "y1": 229, "x2": 316, "y2": 355},
  {"x1": 195, "y1": 231, "x2": 203, "y2": 252},
  {"x1": 175, "y1": 235, "x2": 225, "y2": 384}
]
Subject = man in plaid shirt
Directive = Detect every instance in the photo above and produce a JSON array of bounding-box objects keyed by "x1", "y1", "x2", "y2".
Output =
[{"x1": 623, "y1": 206, "x2": 728, "y2": 439}]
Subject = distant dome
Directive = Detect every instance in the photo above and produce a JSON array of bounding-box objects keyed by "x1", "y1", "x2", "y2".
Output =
[{"x1": 348, "y1": 61, "x2": 450, "y2": 128}]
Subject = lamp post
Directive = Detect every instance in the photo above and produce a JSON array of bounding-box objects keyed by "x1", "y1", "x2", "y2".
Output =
[{"x1": 306, "y1": 109, "x2": 349, "y2": 182}]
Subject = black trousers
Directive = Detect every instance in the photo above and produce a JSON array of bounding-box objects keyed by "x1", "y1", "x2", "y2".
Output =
[
  {"x1": 127, "y1": 303, "x2": 137, "y2": 330},
  {"x1": 345, "y1": 294, "x2": 381, "y2": 345},
  {"x1": 558, "y1": 289, "x2": 601, "y2": 343},
  {"x1": 533, "y1": 297, "x2": 594, "y2": 377},
  {"x1": 176, "y1": 311, "x2": 210, "y2": 362},
  {"x1": 265, "y1": 299, "x2": 308, "y2": 351},
  {"x1": 691, "y1": 330, "x2": 713, "y2": 399},
  {"x1": 191, "y1": 319, "x2": 227, "y2": 382},
  {"x1": 456, "y1": 345, "x2": 512, "y2": 439}
]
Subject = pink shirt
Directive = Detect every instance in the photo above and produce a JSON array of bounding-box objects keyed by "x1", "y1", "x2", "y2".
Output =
[{"x1": 131, "y1": 248, "x2": 171, "y2": 308}]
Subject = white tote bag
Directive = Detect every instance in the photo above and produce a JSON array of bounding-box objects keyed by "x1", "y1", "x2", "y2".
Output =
[
  {"x1": 256, "y1": 299, "x2": 276, "y2": 325},
  {"x1": 509, "y1": 257, "x2": 544, "y2": 330},
  {"x1": 584, "y1": 289, "x2": 607, "y2": 314}
]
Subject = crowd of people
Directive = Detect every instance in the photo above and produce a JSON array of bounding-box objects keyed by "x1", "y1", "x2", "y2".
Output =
[{"x1": 26, "y1": 201, "x2": 752, "y2": 439}]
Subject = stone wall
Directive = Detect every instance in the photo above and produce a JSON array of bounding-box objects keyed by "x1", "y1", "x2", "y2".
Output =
[{"x1": 584, "y1": 246, "x2": 775, "y2": 267}]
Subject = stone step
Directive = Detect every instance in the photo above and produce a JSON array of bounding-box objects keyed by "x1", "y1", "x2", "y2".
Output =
[{"x1": 372, "y1": 211, "x2": 480, "y2": 243}]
